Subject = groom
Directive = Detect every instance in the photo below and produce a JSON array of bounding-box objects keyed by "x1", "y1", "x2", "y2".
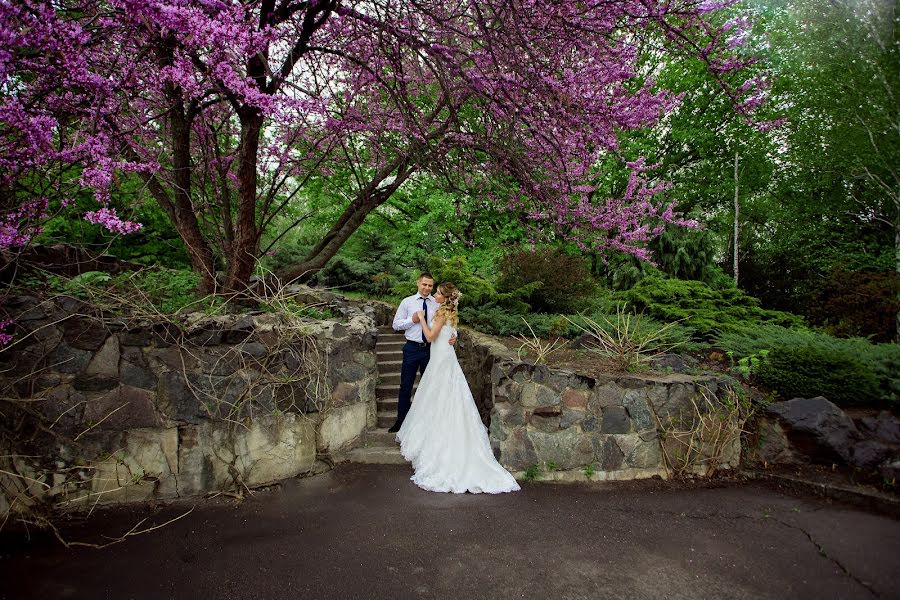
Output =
[{"x1": 389, "y1": 273, "x2": 455, "y2": 432}]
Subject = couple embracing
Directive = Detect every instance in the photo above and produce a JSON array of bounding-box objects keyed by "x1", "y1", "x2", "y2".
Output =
[{"x1": 390, "y1": 273, "x2": 520, "y2": 494}]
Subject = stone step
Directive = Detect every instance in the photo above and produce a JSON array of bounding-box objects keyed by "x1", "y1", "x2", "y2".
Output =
[
  {"x1": 377, "y1": 384, "x2": 415, "y2": 399},
  {"x1": 376, "y1": 341, "x2": 406, "y2": 351},
  {"x1": 376, "y1": 410, "x2": 397, "y2": 428},
  {"x1": 376, "y1": 350, "x2": 403, "y2": 360},
  {"x1": 378, "y1": 372, "x2": 404, "y2": 386},
  {"x1": 378, "y1": 360, "x2": 403, "y2": 368},
  {"x1": 344, "y1": 445, "x2": 407, "y2": 465},
  {"x1": 365, "y1": 427, "x2": 399, "y2": 447},
  {"x1": 376, "y1": 326, "x2": 396, "y2": 334},
  {"x1": 377, "y1": 399, "x2": 398, "y2": 411}
]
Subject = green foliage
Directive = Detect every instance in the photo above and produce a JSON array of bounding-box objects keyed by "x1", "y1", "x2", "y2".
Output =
[
  {"x1": 728, "y1": 349, "x2": 770, "y2": 381},
  {"x1": 565, "y1": 306, "x2": 692, "y2": 371},
  {"x1": 583, "y1": 463, "x2": 596, "y2": 478},
  {"x1": 459, "y1": 307, "x2": 574, "y2": 338},
  {"x1": 419, "y1": 255, "x2": 536, "y2": 313},
  {"x1": 309, "y1": 233, "x2": 407, "y2": 298},
  {"x1": 496, "y1": 248, "x2": 597, "y2": 313},
  {"x1": 63, "y1": 271, "x2": 112, "y2": 296},
  {"x1": 260, "y1": 299, "x2": 335, "y2": 321},
  {"x1": 623, "y1": 275, "x2": 804, "y2": 337},
  {"x1": 717, "y1": 325, "x2": 900, "y2": 408},
  {"x1": 755, "y1": 346, "x2": 881, "y2": 408},
  {"x1": 118, "y1": 269, "x2": 203, "y2": 314},
  {"x1": 522, "y1": 464, "x2": 540, "y2": 481}
]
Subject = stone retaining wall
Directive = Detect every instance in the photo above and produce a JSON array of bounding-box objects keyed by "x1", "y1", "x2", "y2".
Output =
[
  {"x1": 0, "y1": 290, "x2": 378, "y2": 511},
  {"x1": 458, "y1": 330, "x2": 741, "y2": 481}
]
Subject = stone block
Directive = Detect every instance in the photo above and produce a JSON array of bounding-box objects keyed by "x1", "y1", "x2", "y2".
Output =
[
  {"x1": 317, "y1": 402, "x2": 368, "y2": 453},
  {"x1": 562, "y1": 389, "x2": 588, "y2": 409},
  {"x1": 623, "y1": 390, "x2": 655, "y2": 432},
  {"x1": 520, "y1": 382, "x2": 560, "y2": 408},
  {"x1": 119, "y1": 327, "x2": 153, "y2": 347},
  {"x1": 498, "y1": 428, "x2": 538, "y2": 470},
  {"x1": 591, "y1": 382, "x2": 625, "y2": 409},
  {"x1": 120, "y1": 358, "x2": 157, "y2": 390},
  {"x1": 123, "y1": 427, "x2": 179, "y2": 479},
  {"x1": 530, "y1": 414, "x2": 560, "y2": 433},
  {"x1": 233, "y1": 414, "x2": 317, "y2": 487},
  {"x1": 148, "y1": 346, "x2": 200, "y2": 371},
  {"x1": 560, "y1": 409, "x2": 584, "y2": 429},
  {"x1": 331, "y1": 382, "x2": 360, "y2": 407},
  {"x1": 860, "y1": 411, "x2": 900, "y2": 444},
  {"x1": 765, "y1": 396, "x2": 862, "y2": 465},
  {"x1": 616, "y1": 434, "x2": 662, "y2": 469},
  {"x1": 238, "y1": 342, "x2": 268, "y2": 359},
  {"x1": 592, "y1": 435, "x2": 625, "y2": 471},
  {"x1": 352, "y1": 351, "x2": 376, "y2": 369},
  {"x1": 582, "y1": 415, "x2": 600, "y2": 432},
  {"x1": 528, "y1": 430, "x2": 593, "y2": 470},
  {"x1": 157, "y1": 372, "x2": 206, "y2": 424},
  {"x1": 600, "y1": 407, "x2": 632, "y2": 434},
  {"x1": 84, "y1": 386, "x2": 163, "y2": 430},
  {"x1": 73, "y1": 374, "x2": 118, "y2": 392},
  {"x1": 49, "y1": 343, "x2": 92, "y2": 374},
  {"x1": 86, "y1": 335, "x2": 120, "y2": 378},
  {"x1": 656, "y1": 382, "x2": 698, "y2": 422},
  {"x1": 63, "y1": 318, "x2": 109, "y2": 351}
]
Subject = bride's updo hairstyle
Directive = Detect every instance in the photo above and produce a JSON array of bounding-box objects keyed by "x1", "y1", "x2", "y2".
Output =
[{"x1": 435, "y1": 282, "x2": 462, "y2": 327}]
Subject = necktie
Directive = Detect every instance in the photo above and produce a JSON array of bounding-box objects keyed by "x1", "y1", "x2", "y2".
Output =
[{"x1": 421, "y1": 297, "x2": 428, "y2": 343}]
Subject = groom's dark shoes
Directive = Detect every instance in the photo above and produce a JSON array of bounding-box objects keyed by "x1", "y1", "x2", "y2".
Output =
[{"x1": 388, "y1": 421, "x2": 402, "y2": 433}]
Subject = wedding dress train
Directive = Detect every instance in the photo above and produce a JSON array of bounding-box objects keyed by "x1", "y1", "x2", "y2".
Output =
[{"x1": 396, "y1": 326, "x2": 520, "y2": 494}]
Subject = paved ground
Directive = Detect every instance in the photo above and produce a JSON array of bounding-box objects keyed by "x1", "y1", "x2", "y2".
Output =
[{"x1": 1, "y1": 464, "x2": 898, "y2": 600}]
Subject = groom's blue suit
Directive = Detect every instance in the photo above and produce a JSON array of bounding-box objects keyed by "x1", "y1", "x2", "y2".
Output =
[{"x1": 391, "y1": 293, "x2": 439, "y2": 430}]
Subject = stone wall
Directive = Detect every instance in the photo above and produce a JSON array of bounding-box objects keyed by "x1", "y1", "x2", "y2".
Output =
[
  {"x1": 458, "y1": 330, "x2": 740, "y2": 481},
  {"x1": 0, "y1": 290, "x2": 377, "y2": 511}
]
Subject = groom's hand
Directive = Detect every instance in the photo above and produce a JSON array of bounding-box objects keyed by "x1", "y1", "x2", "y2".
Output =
[
  {"x1": 449, "y1": 335, "x2": 457, "y2": 346},
  {"x1": 411, "y1": 312, "x2": 420, "y2": 323}
]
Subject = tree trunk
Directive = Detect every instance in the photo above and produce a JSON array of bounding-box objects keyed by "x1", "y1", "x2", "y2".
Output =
[
  {"x1": 169, "y1": 95, "x2": 216, "y2": 294},
  {"x1": 153, "y1": 36, "x2": 216, "y2": 294},
  {"x1": 895, "y1": 218, "x2": 899, "y2": 341},
  {"x1": 278, "y1": 157, "x2": 417, "y2": 283},
  {"x1": 279, "y1": 192, "x2": 387, "y2": 283},
  {"x1": 225, "y1": 110, "x2": 264, "y2": 294},
  {"x1": 733, "y1": 152, "x2": 740, "y2": 286}
]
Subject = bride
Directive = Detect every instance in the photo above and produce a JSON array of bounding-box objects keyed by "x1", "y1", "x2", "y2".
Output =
[{"x1": 396, "y1": 282, "x2": 520, "y2": 494}]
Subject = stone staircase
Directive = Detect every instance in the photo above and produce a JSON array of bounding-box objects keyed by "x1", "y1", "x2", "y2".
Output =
[{"x1": 345, "y1": 325, "x2": 415, "y2": 464}]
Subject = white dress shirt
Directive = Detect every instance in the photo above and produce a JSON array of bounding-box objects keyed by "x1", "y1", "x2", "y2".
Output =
[{"x1": 393, "y1": 294, "x2": 440, "y2": 343}]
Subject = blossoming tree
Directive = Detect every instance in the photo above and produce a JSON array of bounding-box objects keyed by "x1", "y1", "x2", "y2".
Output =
[{"x1": 1, "y1": 0, "x2": 770, "y2": 292}]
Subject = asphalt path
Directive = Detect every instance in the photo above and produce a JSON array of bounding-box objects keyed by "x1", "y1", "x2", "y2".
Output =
[{"x1": 1, "y1": 464, "x2": 898, "y2": 599}]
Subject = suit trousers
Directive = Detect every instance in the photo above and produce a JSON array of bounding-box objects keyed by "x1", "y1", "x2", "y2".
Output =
[{"x1": 396, "y1": 341, "x2": 430, "y2": 425}]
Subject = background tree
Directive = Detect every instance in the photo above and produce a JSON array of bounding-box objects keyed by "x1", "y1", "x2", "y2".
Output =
[{"x1": 2, "y1": 0, "x2": 773, "y2": 293}]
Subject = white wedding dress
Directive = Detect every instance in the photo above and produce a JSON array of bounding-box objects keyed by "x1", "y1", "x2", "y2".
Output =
[{"x1": 396, "y1": 325, "x2": 521, "y2": 494}]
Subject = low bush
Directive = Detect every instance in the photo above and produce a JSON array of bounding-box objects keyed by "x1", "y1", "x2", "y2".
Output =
[
  {"x1": 754, "y1": 345, "x2": 881, "y2": 407},
  {"x1": 717, "y1": 325, "x2": 900, "y2": 408},
  {"x1": 403, "y1": 256, "x2": 537, "y2": 313},
  {"x1": 623, "y1": 275, "x2": 804, "y2": 337},
  {"x1": 496, "y1": 248, "x2": 597, "y2": 313},
  {"x1": 459, "y1": 307, "x2": 569, "y2": 338}
]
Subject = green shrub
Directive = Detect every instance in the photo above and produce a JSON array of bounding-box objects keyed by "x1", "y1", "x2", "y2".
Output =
[
  {"x1": 459, "y1": 307, "x2": 566, "y2": 337},
  {"x1": 497, "y1": 248, "x2": 597, "y2": 313},
  {"x1": 623, "y1": 275, "x2": 804, "y2": 337},
  {"x1": 755, "y1": 345, "x2": 881, "y2": 407},
  {"x1": 717, "y1": 325, "x2": 900, "y2": 407},
  {"x1": 413, "y1": 256, "x2": 537, "y2": 313}
]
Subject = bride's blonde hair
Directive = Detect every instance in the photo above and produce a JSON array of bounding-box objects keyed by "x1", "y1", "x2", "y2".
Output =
[{"x1": 435, "y1": 282, "x2": 461, "y2": 327}]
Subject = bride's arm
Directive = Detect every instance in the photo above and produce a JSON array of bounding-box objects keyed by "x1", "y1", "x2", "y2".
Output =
[{"x1": 417, "y1": 312, "x2": 446, "y2": 343}]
